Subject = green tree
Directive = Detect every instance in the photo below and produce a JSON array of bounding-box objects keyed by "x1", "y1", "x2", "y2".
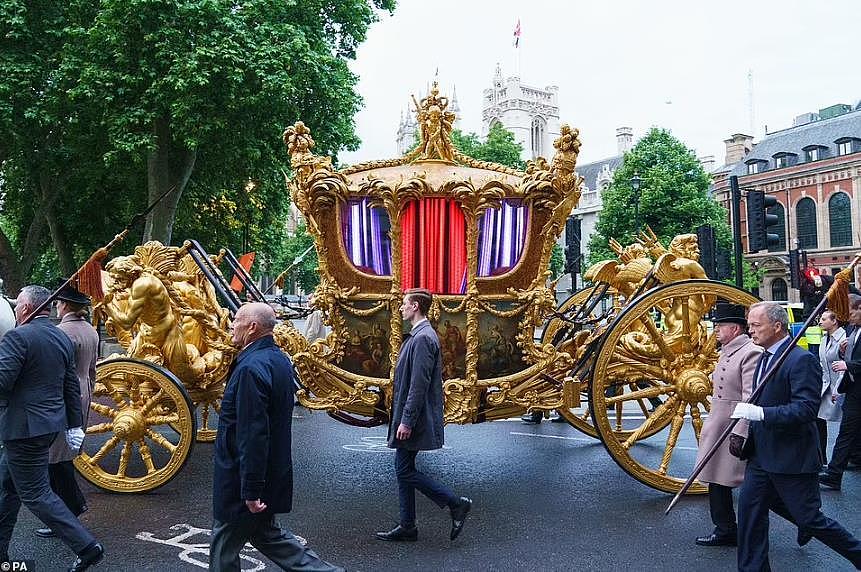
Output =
[
  {"x1": 451, "y1": 123, "x2": 526, "y2": 170},
  {"x1": 0, "y1": 0, "x2": 394, "y2": 292},
  {"x1": 588, "y1": 128, "x2": 731, "y2": 265}
]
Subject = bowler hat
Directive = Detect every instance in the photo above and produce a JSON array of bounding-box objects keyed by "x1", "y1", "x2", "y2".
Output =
[
  {"x1": 56, "y1": 281, "x2": 91, "y2": 306},
  {"x1": 711, "y1": 302, "x2": 747, "y2": 325}
]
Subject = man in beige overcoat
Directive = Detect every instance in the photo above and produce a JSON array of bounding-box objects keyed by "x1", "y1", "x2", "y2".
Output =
[
  {"x1": 36, "y1": 284, "x2": 99, "y2": 538},
  {"x1": 694, "y1": 302, "x2": 761, "y2": 547}
]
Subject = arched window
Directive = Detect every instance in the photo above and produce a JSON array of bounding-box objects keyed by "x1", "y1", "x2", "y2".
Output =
[
  {"x1": 771, "y1": 277, "x2": 788, "y2": 302},
  {"x1": 531, "y1": 117, "x2": 545, "y2": 158},
  {"x1": 796, "y1": 197, "x2": 818, "y2": 249},
  {"x1": 767, "y1": 202, "x2": 787, "y2": 252},
  {"x1": 829, "y1": 192, "x2": 853, "y2": 247}
]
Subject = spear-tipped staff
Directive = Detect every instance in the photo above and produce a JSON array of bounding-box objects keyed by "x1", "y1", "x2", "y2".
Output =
[
  {"x1": 666, "y1": 253, "x2": 861, "y2": 514},
  {"x1": 263, "y1": 243, "x2": 316, "y2": 296},
  {"x1": 20, "y1": 186, "x2": 176, "y2": 325}
]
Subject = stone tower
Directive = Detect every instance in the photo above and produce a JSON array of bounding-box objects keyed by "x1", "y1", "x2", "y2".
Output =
[
  {"x1": 481, "y1": 64, "x2": 560, "y2": 161},
  {"x1": 396, "y1": 107, "x2": 418, "y2": 156}
]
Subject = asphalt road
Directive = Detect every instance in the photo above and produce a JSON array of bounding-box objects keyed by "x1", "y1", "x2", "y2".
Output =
[{"x1": 8, "y1": 412, "x2": 861, "y2": 571}]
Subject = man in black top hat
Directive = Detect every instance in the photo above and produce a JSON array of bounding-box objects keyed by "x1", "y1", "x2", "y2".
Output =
[
  {"x1": 694, "y1": 302, "x2": 761, "y2": 547},
  {"x1": 35, "y1": 283, "x2": 99, "y2": 538}
]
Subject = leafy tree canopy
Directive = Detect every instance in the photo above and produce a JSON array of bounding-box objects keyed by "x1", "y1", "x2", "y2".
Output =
[
  {"x1": 451, "y1": 122, "x2": 526, "y2": 170},
  {"x1": 0, "y1": 0, "x2": 394, "y2": 293},
  {"x1": 587, "y1": 128, "x2": 731, "y2": 265}
]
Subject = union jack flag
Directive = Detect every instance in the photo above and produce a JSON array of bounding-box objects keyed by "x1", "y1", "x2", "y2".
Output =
[{"x1": 513, "y1": 18, "x2": 521, "y2": 47}]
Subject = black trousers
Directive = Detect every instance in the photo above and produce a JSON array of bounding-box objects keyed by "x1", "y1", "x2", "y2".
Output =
[
  {"x1": 817, "y1": 418, "x2": 829, "y2": 466},
  {"x1": 49, "y1": 461, "x2": 87, "y2": 517},
  {"x1": 826, "y1": 392, "x2": 861, "y2": 480},
  {"x1": 0, "y1": 434, "x2": 96, "y2": 558},
  {"x1": 708, "y1": 483, "x2": 736, "y2": 537},
  {"x1": 738, "y1": 462, "x2": 861, "y2": 571},
  {"x1": 209, "y1": 513, "x2": 342, "y2": 572}
]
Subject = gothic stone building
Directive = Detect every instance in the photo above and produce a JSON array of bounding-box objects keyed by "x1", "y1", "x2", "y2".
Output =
[{"x1": 711, "y1": 103, "x2": 861, "y2": 302}]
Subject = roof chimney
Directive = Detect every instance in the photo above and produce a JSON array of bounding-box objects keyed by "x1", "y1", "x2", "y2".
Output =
[
  {"x1": 698, "y1": 155, "x2": 716, "y2": 173},
  {"x1": 616, "y1": 127, "x2": 633, "y2": 155},
  {"x1": 723, "y1": 133, "x2": 754, "y2": 166}
]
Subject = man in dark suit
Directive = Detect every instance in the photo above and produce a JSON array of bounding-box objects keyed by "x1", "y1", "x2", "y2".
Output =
[
  {"x1": 732, "y1": 301, "x2": 861, "y2": 571},
  {"x1": 821, "y1": 294, "x2": 861, "y2": 489},
  {"x1": 376, "y1": 288, "x2": 472, "y2": 542},
  {"x1": 210, "y1": 302, "x2": 343, "y2": 572},
  {"x1": 0, "y1": 285, "x2": 103, "y2": 571}
]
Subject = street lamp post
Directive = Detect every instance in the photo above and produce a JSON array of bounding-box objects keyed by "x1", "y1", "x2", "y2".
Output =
[{"x1": 630, "y1": 172, "x2": 642, "y2": 231}]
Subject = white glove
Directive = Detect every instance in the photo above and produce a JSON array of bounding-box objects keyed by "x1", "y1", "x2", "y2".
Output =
[
  {"x1": 65, "y1": 427, "x2": 85, "y2": 451},
  {"x1": 731, "y1": 403, "x2": 764, "y2": 422}
]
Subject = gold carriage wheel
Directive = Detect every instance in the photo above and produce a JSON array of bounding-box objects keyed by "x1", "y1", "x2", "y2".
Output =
[
  {"x1": 590, "y1": 280, "x2": 759, "y2": 494},
  {"x1": 542, "y1": 287, "x2": 602, "y2": 437},
  {"x1": 74, "y1": 358, "x2": 197, "y2": 493},
  {"x1": 543, "y1": 287, "x2": 668, "y2": 440}
]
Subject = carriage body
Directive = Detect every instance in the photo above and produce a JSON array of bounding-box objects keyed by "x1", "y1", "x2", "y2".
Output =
[{"x1": 276, "y1": 83, "x2": 583, "y2": 426}]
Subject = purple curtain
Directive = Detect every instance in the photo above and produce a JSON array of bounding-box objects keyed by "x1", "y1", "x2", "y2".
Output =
[
  {"x1": 477, "y1": 199, "x2": 528, "y2": 277},
  {"x1": 340, "y1": 198, "x2": 392, "y2": 276}
]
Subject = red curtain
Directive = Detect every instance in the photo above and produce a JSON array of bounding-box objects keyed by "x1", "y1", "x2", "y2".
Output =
[{"x1": 401, "y1": 198, "x2": 467, "y2": 294}]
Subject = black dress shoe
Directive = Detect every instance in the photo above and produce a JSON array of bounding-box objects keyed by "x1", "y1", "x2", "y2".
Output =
[
  {"x1": 695, "y1": 533, "x2": 737, "y2": 547},
  {"x1": 818, "y1": 471, "x2": 842, "y2": 491},
  {"x1": 68, "y1": 542, "x2": 104, "y2": 572},
  {"x1": 520, "y1": 412, "x2": 542, "y2": 424},
  {"x1": 797, "y1": 529, "x2": 813, "y2": 546},
  {"x1": 35, "y1": 527, "x2": 54, "y2": 538},
  {"x1": 449, "y1": 497, "x2": 472, "y2": 540},
  {"x1": 375, "y1": 525, "x2": 418, "y2": 542}
]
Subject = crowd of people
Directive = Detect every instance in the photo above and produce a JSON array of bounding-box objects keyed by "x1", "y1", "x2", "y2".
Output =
[{"x1": 4, "y1": 280, "x2": 861, "y2": 571}]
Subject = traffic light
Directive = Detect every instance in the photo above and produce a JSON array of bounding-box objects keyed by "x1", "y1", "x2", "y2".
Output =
[
  {"x1": 746, "y1": 190, "x2": 780, "y2": 253},
  {"x1": 789, "y1": 248, "x2": 801, "y2": 289},
  {"x1": 696, "y1": 225, "x2": 717, "y2": 279},
  {"x1": 565, "y1": 216, "x2": 581, "y2": 275}
]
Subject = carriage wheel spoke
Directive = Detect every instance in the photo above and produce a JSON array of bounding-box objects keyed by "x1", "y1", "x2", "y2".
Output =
[
  {"x1": 657, "y1": 401, "x2": 687, "y2": 475},
  {"x1": 90, "y1": 403, "x2": 118, "y2": 418},
  {"x1": 606, "y1": 383, "x2": 668, "y2": 406},
  {"x1": 138, "y1": 439, "x2": 157, "y2": 473},
  {"x1": 99, "y1": 377, "x2": 128, "y2": 408},
  {"x1": 622, "y1": 395, "x2": 678, "y2": 449},
  {"x1": 140, "y1": 389, "x2": 166, "y2": 415},
  {"x1": 90, "y1": 436, "x2": 121, "y2": 464},
  {"x1": 145, "y1": 414, "x2": 180, "y2": 426},
  {"x1": 694, "y1": 331, "x2": 719, "y2": 369},
  {"x1": 145, "y1": 430, "x2": 177, "y2": 454},
  {"x1": 86, "y1": 422, "x2": 114, "y2": 434},
  {"x1": 118, "y1": 442, "x2": 132, "y2": 478},
  {"x1": 680, "y1": 298, "x2": 692, "y2": 338},
  {"x1": 638, "y1": 316, "x2": 676, "y2": 361},
  {"x1": 690, "y1": 403, "x2": 704, "y2": 443}
]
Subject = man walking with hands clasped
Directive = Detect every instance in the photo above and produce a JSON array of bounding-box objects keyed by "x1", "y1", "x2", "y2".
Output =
[{"x1": 376, "y1": 288, "x2": 472, "y2": 543}]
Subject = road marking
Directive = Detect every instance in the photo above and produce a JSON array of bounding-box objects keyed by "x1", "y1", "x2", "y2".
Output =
[
  {"x1": 342, "y1": 436, "x2": 450, "y2": 453},
  {"x1": 136, "y1": 523, "x2": 266, "y2": 570},
  {"x1": 510, "y1": 432, "x2": 592, "y2": 442},
  {"x1": 510, "y1": 431, "x2": 700, "y2": 451}
]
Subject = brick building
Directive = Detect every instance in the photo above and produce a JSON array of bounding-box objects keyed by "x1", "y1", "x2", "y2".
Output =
[{"x1": 712, "y1": 103, "x2": 861, "y2": 301}]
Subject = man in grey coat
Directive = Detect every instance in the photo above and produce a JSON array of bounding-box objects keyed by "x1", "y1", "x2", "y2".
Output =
[
  {"x1": 694, "y1": 302, "x2": 761, "y2": 547},
  {"x1": 376, "y1": 288, "x2": 472, "y2": 542},
  {"x1": 37, "y1": 283, "x2": 99, "y2": 538}
]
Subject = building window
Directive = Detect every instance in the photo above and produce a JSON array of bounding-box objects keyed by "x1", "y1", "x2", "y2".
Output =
[
  {"x1": 806, "y1": 148, "x2": 819, "y2": 162},
  {"x1": 829, "y1": 192, "x2": 853, "y2": 247},
  {"x1": 771, "y1": 278, "x2": 788, "y2": 302},
  {"x1": 767, "y1": 202, "x2": 787, "y2": 252},
  {"x1": 531, "y1": 117, "x2": 545, "y2": 158},
  {"x1": 796, "y1": 197, "x2": 818, "y2": 249},
  {"x1": 747, "y1": 162, "x2": 759, "y2": 175},
  {"x1": 838, "y1": 141, "x2": 853, "y2": 156}
]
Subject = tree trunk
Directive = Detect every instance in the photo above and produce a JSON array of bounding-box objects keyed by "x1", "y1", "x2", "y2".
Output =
[
  {"x1": 41, "y1": 173, "x2": 76, "y2": 278},
  {"x1": 144, "y1": 116, "x2": 197, "y2": 244}
]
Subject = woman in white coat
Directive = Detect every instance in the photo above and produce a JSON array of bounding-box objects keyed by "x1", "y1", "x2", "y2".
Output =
[{"x1": 817, "y1": 310, "x2": 846, "y2": 465}]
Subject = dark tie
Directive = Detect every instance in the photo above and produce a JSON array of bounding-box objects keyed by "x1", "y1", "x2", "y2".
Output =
[{"x1": 755, "y1": 350, "x2": 772, "y2": 389}]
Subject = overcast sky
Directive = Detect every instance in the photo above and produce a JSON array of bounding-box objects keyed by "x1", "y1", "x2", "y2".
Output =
[{"x1": 338, "y1": 0, "x2": 861, "y2": 168}]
